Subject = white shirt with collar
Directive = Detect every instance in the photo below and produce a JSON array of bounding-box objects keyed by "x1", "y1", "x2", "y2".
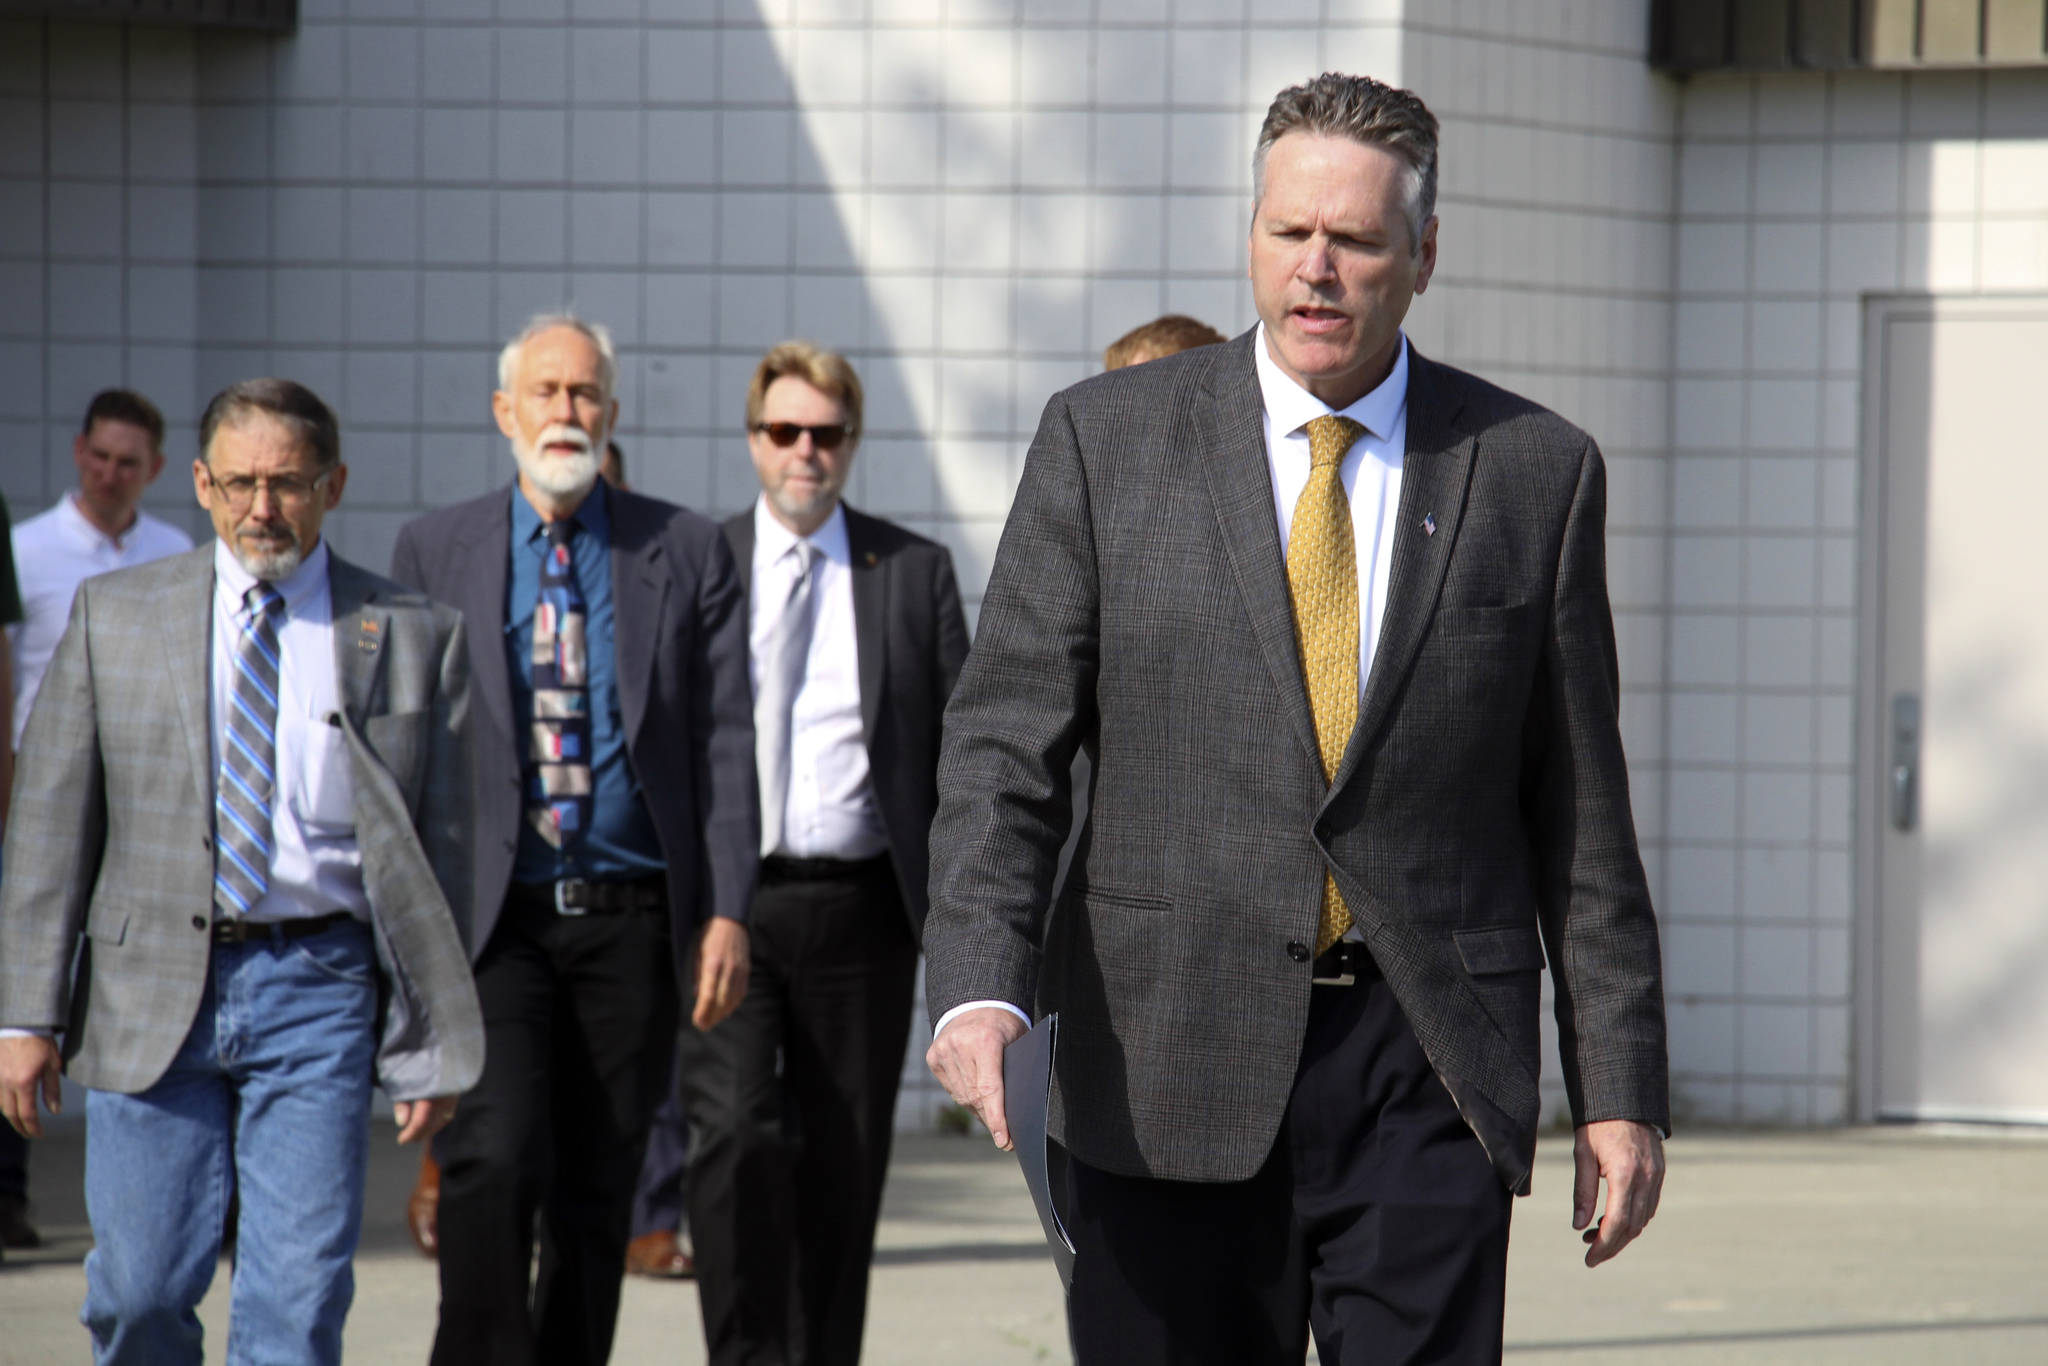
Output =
[
  {"x1": 7, "y1": 492, "x2": 194, "y2": 748},
  {"x1": 208, "y1": 538, "x2": 370, "y2": 924},
  {"x1": 750, "y1": 498, "x2": 888, "y2": 861},
  {"x1": 935, "y1": 328, "x2": 1414, "y2": 1038}
]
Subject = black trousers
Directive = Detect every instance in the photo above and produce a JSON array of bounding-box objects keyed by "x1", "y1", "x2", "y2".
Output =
[
  {"x1": 429, "y1": 892, "x2": 678, "y2": 1366},
  {"x1": 630, "y1": 1047, "x2": 689, "y2": 1239},
  {"x1": 679, "y1": 856, "x2": 919, "y2": 1366},
  {"x1": 1065, "y1": 970, "x2": 1514, "y2": 1366}
]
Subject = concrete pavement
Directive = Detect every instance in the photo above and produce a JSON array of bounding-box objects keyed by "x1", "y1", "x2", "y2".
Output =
[{"x1": 2, "y1": 1122, "x2": 2045, "y2": 1363}]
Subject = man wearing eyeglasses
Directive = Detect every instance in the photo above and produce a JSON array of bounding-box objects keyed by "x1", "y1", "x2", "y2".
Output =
[
  {"x1": 390, "y1": 314, "x2": 758, "y2": 1366},
  {"x1": 673, "y1": 341, "x2": 968, "y2": 1366},
  {"x1": 0, "y1": 378, "x2": 482, "y2": 1363}
]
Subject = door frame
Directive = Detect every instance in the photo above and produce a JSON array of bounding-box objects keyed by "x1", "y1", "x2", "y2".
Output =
[{"x1": 1853, "y1": 291, "x2": 2048, "y2": 1122}]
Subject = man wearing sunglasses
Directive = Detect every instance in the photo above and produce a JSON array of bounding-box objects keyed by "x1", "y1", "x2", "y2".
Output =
[
  {"x1": 676, "y1": 341, "x2": 969, "y2": 1366},
  {"x1": 390, "y1": 315, "x2": 758, "y2": 1366}
]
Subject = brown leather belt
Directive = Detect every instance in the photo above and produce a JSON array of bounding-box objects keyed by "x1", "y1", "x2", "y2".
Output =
[
  {"x1": 212, "y1": 911, "x2": 359, "y2": 946},
  {"x1": 509, "y1": 874, "x2": 666, "y2": 916},
  {"x1": 1311, "y1": 940, "x2": 1382, "y2": 986}
]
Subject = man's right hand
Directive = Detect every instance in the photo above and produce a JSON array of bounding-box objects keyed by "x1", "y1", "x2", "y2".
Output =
[
  {"x1": 925, "y1": 1007, "x2": 1029, "y2": 1151},
  {"x1": 0, "y1": 1035, "x2": 63, "y2": 1139}
]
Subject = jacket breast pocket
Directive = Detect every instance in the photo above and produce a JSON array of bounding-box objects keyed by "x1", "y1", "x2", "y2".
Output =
[
  {"x1": 1426, "y1": 601, "x2": 1543, "y2": 712},
  {"x1": 362, "y1": 709, "x2": 431, "y2": 810}
]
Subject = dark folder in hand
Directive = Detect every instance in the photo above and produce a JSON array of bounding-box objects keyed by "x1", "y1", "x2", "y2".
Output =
[{"x1": 1001, "y1": 1012, "x2": 1075, "y2": 1292}]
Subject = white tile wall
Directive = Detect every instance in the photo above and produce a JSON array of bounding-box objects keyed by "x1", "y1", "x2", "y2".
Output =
[
  {"x1": 1665, "y1": 65, "x2": 2048, "y2": 1125},
  {"x1": 13, "y1": 5, "x2": 2036, "y2": 1132}
]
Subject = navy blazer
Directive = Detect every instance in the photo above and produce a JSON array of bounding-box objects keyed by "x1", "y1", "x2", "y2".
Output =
[
  {"x1": 724, "y1": 504, "x2": 970, "y2": 941},
  {"x1": 392, "y1": 482, "x2": 759, "y2": 986}
]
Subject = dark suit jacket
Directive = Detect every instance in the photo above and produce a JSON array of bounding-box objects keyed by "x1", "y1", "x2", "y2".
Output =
[
  {"x1": 724, "y1": 504, "x2": 970, "y2": 941},
  {"x1": 390, "y1": 483, "x2": 758, "y2": 990},
  {"x1": 923, "y1": 331, "x2": 1669, "y2": 1196},
  {"x1": 0, "y1": 546, "x2": 484, "y2": 1101}
]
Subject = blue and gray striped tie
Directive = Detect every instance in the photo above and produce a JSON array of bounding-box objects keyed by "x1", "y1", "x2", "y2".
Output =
[{"x1": 214, "y1": 581, "x2": 285, "y2": 917}]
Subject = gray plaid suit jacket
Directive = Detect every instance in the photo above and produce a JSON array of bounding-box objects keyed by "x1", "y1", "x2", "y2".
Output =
[
  {"x1": 0, "y1": 544, "x2": 485, "y2": 1102},
  {"x1": 924, "y1": 332, "x2": 1668, "y2": 1195}
]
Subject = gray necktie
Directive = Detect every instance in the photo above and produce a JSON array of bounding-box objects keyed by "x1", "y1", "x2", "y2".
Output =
[
  {"x1": 215, "y1": 581, "x2": 286, "y2": 917},
  {"x1": 756, "y1": 540, "x2": 820, "y2": 856}
]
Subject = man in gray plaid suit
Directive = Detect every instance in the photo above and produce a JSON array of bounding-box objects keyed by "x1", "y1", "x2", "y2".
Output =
[
  {"x1": 925, "y1": 74, "x2": 1669, "y2": 1364},
  {"x1": 0, "y1": 378, "x2": 482, "y2": 1364}
]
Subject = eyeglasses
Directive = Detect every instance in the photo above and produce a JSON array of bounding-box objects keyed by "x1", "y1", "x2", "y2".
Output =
[
  {"x1": 752, "y1": 422, "x2": 849, "y2": 450},
  {"x1": 205, "y1": 468, "x2": 331, "y2": 511}
]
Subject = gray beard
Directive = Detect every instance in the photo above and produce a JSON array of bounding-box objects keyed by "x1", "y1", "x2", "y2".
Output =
[{"x1": 235, "y1": 539, "x2": 304, "y2": 582}]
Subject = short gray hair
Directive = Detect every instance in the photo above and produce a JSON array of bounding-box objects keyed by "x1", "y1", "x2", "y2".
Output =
[
  {"x1": 1252, "y1": 72, "x2": 1439, "y2": 252},
  {"x1": 497, "y1": 313, "x2": 618, "y2": 398}
]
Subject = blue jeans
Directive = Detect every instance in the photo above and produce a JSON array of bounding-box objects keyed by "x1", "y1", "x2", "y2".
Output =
[{"x1": 81, "y1": 920, "x2": 379, "y2": 1366}]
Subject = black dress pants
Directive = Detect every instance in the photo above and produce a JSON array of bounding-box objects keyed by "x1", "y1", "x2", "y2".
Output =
[
  {"x1": 429, "y1": 891, "x2": 678, "y2": 1366},
  {"x1": 1065, "y1": 968, "x2": 1514, "y2": 1366},
  {"x1": 680, "y1": 856, "x2": 918, "y2": 1366}
]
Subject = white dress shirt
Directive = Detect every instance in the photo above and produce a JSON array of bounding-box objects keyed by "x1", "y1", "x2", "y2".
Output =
[
  {"x1": 209, "y1": 538, "x2": 370, "y2": 923},
  {"x1": 7, "y1": 492, "x2": 193, "y2": 748},
  {"x1": 935, "y1": 329, "x2": 1414, "y2": 1038},
  {"x1": 751, "y1": 499, "x2": 888, "y2": 860}
]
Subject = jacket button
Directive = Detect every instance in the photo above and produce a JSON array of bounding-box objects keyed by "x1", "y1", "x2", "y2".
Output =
[
  {"x1": 1287, "y1": 941, "x2": 1310, "y2": 963},
  {"x1": 192, "y1": 916, "x2": 207, "y2": 931}
]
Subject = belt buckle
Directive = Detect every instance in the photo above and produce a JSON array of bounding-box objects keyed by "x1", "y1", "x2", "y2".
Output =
[
  {"x1": 1311, "y1": 944, "x2": 1357, "y2": 986},
  {"x1": 554, "y1": 879, "x2": 588, "y2": 917}
]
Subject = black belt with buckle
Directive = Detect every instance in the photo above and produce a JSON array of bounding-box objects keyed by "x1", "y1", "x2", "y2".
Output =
[
  {"x1": 511, "y1": 875, "x2": 667, "y2": 917},
  {"x1": 759, "y1": 853, "x2": 891, "y2": 884},
  {"x1": 1311, "y1": 940, "x2": 1381, "y2": 986},
  {"x1": 212, "y1": 910, "x2": 358, "y2": 946}
]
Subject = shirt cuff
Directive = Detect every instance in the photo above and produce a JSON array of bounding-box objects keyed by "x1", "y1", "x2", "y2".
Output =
[
  {"x1": 934, "y1": 1000, "x2": 1032, "y2": 1037},
  {"x1": 0, "y1": 1027, "x2": 55, "y2": 1041}
]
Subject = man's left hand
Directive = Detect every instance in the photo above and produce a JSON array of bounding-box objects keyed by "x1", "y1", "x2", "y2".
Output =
[
  {"x1": 393, "y1": 1095, "x2": 458, "y2": 1145},
  {"x1": 691, "y1": 917, "x2": 751, "y2": 1030},
  {"x1": 1572, "y1": 1118, "x2": 1664, "y2": 1267}
]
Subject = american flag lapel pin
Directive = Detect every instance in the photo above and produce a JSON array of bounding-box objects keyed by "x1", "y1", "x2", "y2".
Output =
[{"x1": 1422, "y1": 513, "x2": 1437, "y2": 537}]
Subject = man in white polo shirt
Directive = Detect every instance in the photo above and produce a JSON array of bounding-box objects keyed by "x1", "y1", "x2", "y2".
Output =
[
  {"x1": 3, "y1": 388, "x2": 192, "y2": 1254},
  {"x1": 7, "y1": 389, "x2": 194, "y2": 748}
]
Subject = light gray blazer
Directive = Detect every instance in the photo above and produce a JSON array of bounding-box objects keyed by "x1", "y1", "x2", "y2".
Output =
[
  {"x1": 0, "y1": 544, "x2": 484, "y2": 1102},
  {"x1": 924, "y1": 332, "x2": 1669, "y2": 1195}
]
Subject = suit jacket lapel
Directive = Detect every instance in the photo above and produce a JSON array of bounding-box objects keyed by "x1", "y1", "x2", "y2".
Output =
[
  {"x1": 1199, "y1": 338, "x2": 1321, "y2": 768},
  {"x1": 1333, "y1": 350, "x2": 1476, "y2": 791},
  {"x1": 610, "y1": 490, "x2": 670, "y2": 745},
  {"x1": 845, "y1": 507, "x2": 887, "y2": 746},
  {"x1": 327, "y1": 555, "x2": 391, "y2": 724},
  {"x1": 457, "y1": 491, "x2": 515, "y2": 741},
  {"x1": 158, "y1": 546, "x2": 218, "y2": 807}
]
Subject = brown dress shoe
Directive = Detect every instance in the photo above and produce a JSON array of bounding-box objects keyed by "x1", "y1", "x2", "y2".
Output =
[
  {"x1": 624, "y1": 1230, "x2": 695, "y2": 1279},
  {"x1": 406, "y1": 1150, "x2": 440, "y2": 1259}
]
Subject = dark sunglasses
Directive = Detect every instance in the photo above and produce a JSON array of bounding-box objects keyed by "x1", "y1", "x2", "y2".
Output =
[{"x1": 753, "y1": 421, "x2": 849, "y2": 450}]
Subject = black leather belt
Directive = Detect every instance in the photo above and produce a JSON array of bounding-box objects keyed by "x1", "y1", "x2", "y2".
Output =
[
  {"x1": 212, "y1": 910, "x2": 359, "y2": 946},
  {"x1": 510, "y1": 875, "x2": 666, "y2": 916},
  {"x1": 760, "y1": 853, "x2": 891, "y2": 884},
  {"x1": 1311, "y1": 940, "x2": 1381, "y2": 986}
]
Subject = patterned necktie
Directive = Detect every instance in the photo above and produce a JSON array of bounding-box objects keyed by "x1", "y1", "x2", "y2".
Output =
[
  {"x1": 755, "y1": 540, "x2": 820, "y2": 856},
  {"x1": 1289, "y1": 414, "x2": 1364, "y2": 954},
  {"x1": 528, "y1": 520, "x2": 592, "y2": 849},
  {"x1": 215, "y1": 581, "x2": 286, "y2": 917}
]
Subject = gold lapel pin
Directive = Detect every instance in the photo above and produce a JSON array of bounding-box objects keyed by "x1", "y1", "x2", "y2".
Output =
[{"x1": 864, "y1": 551, "x2": 878, "y2": 567}]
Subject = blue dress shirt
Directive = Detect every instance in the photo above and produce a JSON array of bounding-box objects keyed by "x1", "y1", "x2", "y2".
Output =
[{"x1": 507, "y1": 481, "x2": 665, "y2": 884}]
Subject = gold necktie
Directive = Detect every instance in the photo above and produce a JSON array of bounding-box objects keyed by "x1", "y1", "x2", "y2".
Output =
[{"x1": 1289, "y1": 415, "x2": 1364, "y2": 954}]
